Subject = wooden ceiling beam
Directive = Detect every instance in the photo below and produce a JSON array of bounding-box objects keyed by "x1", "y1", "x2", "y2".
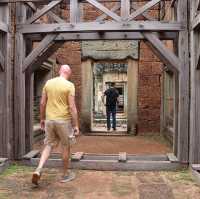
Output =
[{"x1": 18, "y1": 21, "x2": 185, "y2": 34}]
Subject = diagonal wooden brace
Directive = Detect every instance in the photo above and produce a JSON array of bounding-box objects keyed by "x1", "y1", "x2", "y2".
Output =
[
  {"x1": 23, "y1": 34, "x2": 59, "y2": 72},
  {"x1": 86, "y1": 0, "x2": 121, "y2": 22},
  {"x1": 128, "y1": 0, "x2": 161, "y2": 21},
  {"x1": 25, "y1": 0, "x2": 63, "y2": 24},
  {"x1": 143, "y1": 32, "x2": 181, "y2": 73}
]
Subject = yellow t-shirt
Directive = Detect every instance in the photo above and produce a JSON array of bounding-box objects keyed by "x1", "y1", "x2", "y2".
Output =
[{"x1": 43, "y1": 77, "x2": 75, "y2": 121}]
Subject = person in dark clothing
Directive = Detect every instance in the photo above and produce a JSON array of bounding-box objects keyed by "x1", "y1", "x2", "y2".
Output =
[{"x1": 103, "y1": 82, "x2": 119, "y2": 131}]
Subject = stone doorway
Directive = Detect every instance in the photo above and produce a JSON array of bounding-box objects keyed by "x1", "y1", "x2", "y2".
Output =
[
  {"x1": 92, "y1": 61, "x2": 128, "y2": 132},
  {"x1": 81, "y1": 59, "x2": 138, "y2": 134}
]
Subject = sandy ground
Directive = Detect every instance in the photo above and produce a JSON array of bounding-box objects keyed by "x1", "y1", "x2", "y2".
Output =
[
  {"x1": 34, "y1": 135, "x2": 172, "y2": 154},
  {"x1": 0, "y1": 165, "x2": 200, "y2": 199}
]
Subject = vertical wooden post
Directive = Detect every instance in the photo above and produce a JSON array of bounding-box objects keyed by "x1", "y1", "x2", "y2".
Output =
[
  {"x1": 177, "y1": 0, "x2": 190, "y2": 163},
  {"x1": 13, "y1": 2, "x2": 27, "y2": 159},
  {"x1": 121, "y1": 0, "x2": 130, "y2": 20},
  {"x1": 25, "y1": 38, "x2": 34, "y2": 153},
  {"x1": 70, "y1": 0, "x2": 79, "y2": 23},
  {"x1": 189, "y1": 1, "x2": 200, "y2": 164},
  {"x1": 0, "y1": 3, "x2": 13, "y2": 158}
]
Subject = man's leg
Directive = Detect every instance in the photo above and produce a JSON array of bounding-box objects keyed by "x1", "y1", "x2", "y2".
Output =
[
  {"x1": 37, "y1": 145, "x2": 52, "y2": 170},
  {"x1": 61, "y1": 144, "x2": 70, "y2": 176},
  {"x1": 32, "y1": 121, "x2": 55, "y2": 185},
  {"x1": 112, "y1": 107, "x2": 117, "y2": 130},
  {"x1": 106, "y1": 107, "x2": 111, "y2": 130}
]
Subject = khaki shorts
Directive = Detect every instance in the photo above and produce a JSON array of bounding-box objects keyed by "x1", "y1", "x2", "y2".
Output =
[{"x1": 44, "y1": 120, "x2": 74, "y2": 147}]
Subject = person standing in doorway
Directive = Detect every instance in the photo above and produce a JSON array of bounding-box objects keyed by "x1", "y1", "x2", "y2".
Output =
[
  {"x1": 32, "y1": 64, "x2": 79, "y2": 185},
  {"x1": 103, "y1": 82, "x2": 119, "y2": 132}
]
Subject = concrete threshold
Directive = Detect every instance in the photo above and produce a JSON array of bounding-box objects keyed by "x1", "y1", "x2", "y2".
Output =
[{"x1": 22, "y1": 151, "x2": 184, "y2": 171}]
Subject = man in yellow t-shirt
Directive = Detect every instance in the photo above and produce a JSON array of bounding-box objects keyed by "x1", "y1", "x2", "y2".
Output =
[{"x1": 32, "y1": 64, "x2": 79, "y2": 185}]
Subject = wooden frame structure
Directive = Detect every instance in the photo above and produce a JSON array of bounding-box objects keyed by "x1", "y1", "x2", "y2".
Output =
[{"x1": 0, "y1": 0, "x2": 191, "y2": 164}]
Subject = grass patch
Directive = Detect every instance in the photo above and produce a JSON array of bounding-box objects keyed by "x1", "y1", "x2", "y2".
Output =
[
  {"x1": 0, "y1": 163, "x2": 33, "y2": 177},
  {"x1": 162, "y1": 169, "x2": 195, "y2": 183}
]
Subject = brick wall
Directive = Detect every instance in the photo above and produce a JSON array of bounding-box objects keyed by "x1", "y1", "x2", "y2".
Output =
[{"x1": 138, "y1": 42, "x2": 162, "y2": 133}]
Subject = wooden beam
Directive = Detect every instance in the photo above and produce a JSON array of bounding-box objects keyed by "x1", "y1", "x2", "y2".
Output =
[
  {"x1": 85, "y1": 0, "x2": 121, "y2": 22},
  {"x1": 192, "y1": 13, "x2": 200, "y2": 30},
  {"x1": 197, "y1": 0, "x2": 200, "y2": 11},
  {"x1": 0, "y1": 21, "x2": 8, "y2": 33},
  {"x1": 28, "y1": 42, "x2": 63, "y2": 73},
  {"x1": 70, "y1": 0, "x2": 79, "y2": 23},
  {"x1": 196, "y1": 46, "x2": 200, "y2": 69},
  {"x1": 128, "y1": 0, "x2": 161, "y2": 21},
  {"x1": 0, "y1": 50, "x2": 5, "y2": 71},
  {"x1": 177, "y1": 0, "x2": 190, "y2": 163},
  {"x1": 143, "y1": 32, "x2": 180, "y2": 72},
  {"x1": 132, "y1": 5, "x2": 156, "y2": 21},
  {"x1": 121, "y1": 0, "x2": 130, "y2": 20},
  {"x1": 25, "y1": 0, "x2": 62, "y2": 24},
  {"x1": 95, "y1": 3, "x2": 120, "y2": 22},
  {"x1": 18, "y1": 21, "x2": 185, "y2": 34},
  {"x1": 26, "y1": 32, "x2": 177, "y2": 41},
  {"x1": 26, "y1": 2, "x2": 65, "y2": 23},
  {"x1": 23, "y1": 34, "x2": 58, "y2": 72},
  {"x1": 170, "y1": 0, "x2": 177, "y2": 8}
]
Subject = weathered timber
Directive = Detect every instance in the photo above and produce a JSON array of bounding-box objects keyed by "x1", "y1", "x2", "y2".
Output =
[
  {"x1": 177, "y1": 0, "x2": 190, "y2": 163},
  {"x1": 192, "y1": 13, "x2": 200, "y2": 30},
  {"x1": 167, "y1": 153, "x2": 178, "y2": 163},
  {"x1": 23, "y1": 150, "x2": 40, "y2": 159},
  {"x1": 26, "y1": 32, "x2": 178, "y2": 41},
  {"x1": 85, "y1": 0, "x2": 121, "y2": 22},
  {"x1": 23, "y1": 34, "x2": 58, "y2": 72},
  {"x1": 143, "y1": 32, "x2": 180, "y2": 72},
  {"x1": 121, "y1": 0, "x2": 130, "y2": 20},
  {"x1": 18, "y1": 21, "x2": 185, "y2": 34},
  {"x1": 27, "y1": 157, "x2": 183, "y2": 171},
  {"x1": 95, "y1": 3, "x2": 120, "y2": 22},
  {"x1": 128, "y1": 0, "x2": 161, "y2": 21},
  {"x1": 0, "y1": 21, "x2": 8, "y2": 33},
  {"x1": 70, "y1": 0, "x2": 79, "y2": 23},
  {"x1": 196, "y1": 46, "x2": 200, "y2": 69},
  {"x1": 118, "y1": 152, "x2": 127, "y2": 162},
  {"x1": 0, "y1": 50, "x2": 5, "y2": 71},
  {"x1": 189, "y1": 0, "x2": 200, "y2": 164},
  {"x1": 26, "y1": 2, "x2": 66, "y2": 23},
  {"x1": 0, "y1": 158, "x2": 9, "y2": 174},
  {"x1": 197, "y1": 0, "x2": 200, "y2": 11},
  {"x1": 13, "y1": 3, "x2": 27, "y2": 159},
  {"x1": 25, "y1": 0, "x2": 62, "y2": 24},
  {"x1": 71, "y1": 152, "x2": 84, "y2": 161}
]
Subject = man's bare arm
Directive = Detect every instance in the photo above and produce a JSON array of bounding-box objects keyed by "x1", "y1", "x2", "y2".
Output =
[
  {"x1": 68, "y1": 95, "x2": 79, "y2": 135},
  {"x1": 40, "y1": 92, "x2": 47, "y2": 130}
]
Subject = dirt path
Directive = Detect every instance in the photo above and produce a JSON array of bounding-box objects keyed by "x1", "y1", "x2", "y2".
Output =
[
  {"x1": 0, "y1": 164, "x2": 200, "y2": 199},
  {"x1": 34, "y1": 135, "x2": 172, "y2": 154}
]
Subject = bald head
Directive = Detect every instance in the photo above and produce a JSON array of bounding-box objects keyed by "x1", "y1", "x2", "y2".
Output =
[{"x1": 59, "y1": 64, "x2": 72, "y2": 79}]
